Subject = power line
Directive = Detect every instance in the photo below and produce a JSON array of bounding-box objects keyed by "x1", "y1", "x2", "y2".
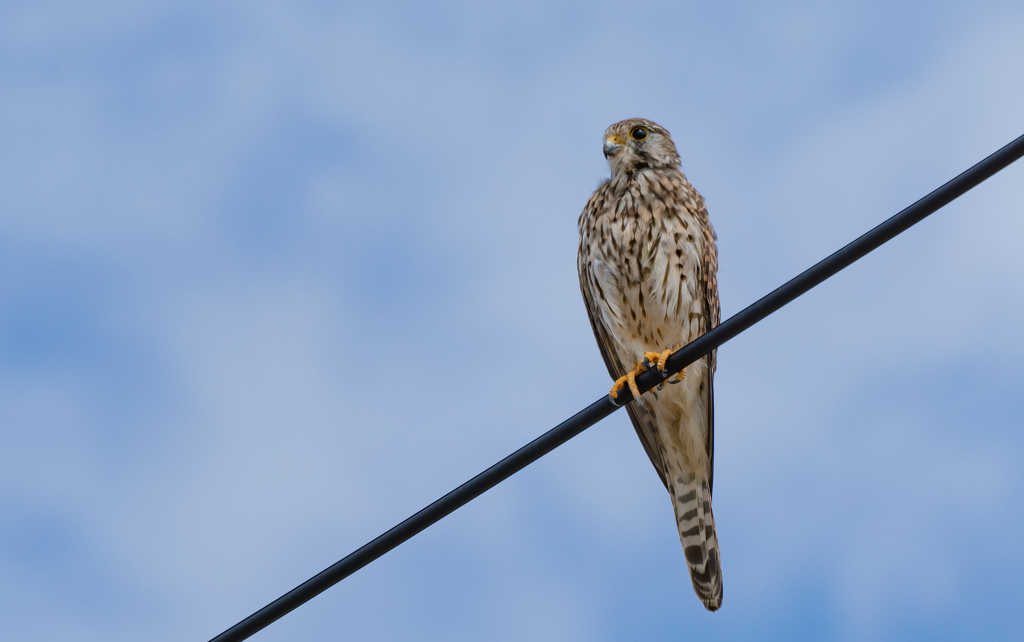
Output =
[{"x1": 208, "y1": 132, "x2": 1024, "y2": 642}]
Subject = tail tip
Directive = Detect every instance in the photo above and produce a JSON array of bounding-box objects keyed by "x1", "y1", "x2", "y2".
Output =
[{"x1": 701, "y1": 595, "x2": 722, "y2": 612}]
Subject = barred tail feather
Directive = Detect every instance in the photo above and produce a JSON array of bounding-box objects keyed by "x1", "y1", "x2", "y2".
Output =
[{"x1": 673, "y1": 477, "x2": 723, "y2": 611}]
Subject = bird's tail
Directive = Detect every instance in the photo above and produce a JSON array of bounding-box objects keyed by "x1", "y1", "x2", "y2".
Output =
[{"x1": 672, "y1": 476, "x2": 723, "y2": 611}]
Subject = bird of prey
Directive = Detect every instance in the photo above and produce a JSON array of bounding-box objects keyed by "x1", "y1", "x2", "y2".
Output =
[{"x1": 577, "y1": 118, "x2": 722, "y2": 611}]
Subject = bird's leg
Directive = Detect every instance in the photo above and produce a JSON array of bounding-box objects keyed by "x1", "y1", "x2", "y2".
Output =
[
  {"x1": 650, "y1": 349, "x2": 672, "y2": 390},
  {"x1": 609, "y1": 360, "x2": 648, "y2": 405},
  {"x1": 610, "y1": 350, "x2": 686, "y2": 404},
  {"x1": 652, "y1": 348, "x2": 687, "y2": 386}
]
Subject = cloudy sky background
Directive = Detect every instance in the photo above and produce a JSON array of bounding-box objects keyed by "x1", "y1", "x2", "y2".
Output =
[{"x1": 2, "y1": 1, "x2": 1023, "y2": 640}]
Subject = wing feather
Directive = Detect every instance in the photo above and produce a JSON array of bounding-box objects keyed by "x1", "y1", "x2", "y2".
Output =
[{"x1": 696, "y1": 197, "x2": 720, "y2": 496}]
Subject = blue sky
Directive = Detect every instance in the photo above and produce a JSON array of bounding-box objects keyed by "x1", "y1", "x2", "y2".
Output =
[{"x1": 2, "y1": 1, "x2": 1023, "y2": 640}]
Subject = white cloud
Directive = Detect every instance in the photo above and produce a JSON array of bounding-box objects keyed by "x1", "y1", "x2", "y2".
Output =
[{"x1": 1, "y1": 2, "x2": 1023, "y2": 640}]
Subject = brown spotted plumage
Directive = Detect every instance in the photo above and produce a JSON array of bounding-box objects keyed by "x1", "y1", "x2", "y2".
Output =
[{"x1": 578, "y1": 118, "x2": 722, "y2": 610}]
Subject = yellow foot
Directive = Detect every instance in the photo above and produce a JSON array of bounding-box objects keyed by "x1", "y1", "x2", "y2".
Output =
[
  {"x1": 609, "y1": 360, "x2": 648, "y2": 405},
  {"x1": 650, "y1": 349, "x2": 672, "y2": 372},
  {"x1": 609, "y1": 350, "x2": 686, "y2": 404}
]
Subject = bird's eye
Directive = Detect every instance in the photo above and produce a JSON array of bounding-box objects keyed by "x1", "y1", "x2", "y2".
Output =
[{"x1": 630, "y1": 127, "x2": 649, "y2": 141}]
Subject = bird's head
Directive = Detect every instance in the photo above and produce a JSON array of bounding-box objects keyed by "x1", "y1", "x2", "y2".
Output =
[{"x1": 602, "y1": 118, "x2": 680, "y2": 177}]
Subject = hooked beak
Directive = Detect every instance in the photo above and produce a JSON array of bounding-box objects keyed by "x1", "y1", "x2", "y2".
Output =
[{"x1": 603, "y1": 136, "x2": 625, "y2": 158}]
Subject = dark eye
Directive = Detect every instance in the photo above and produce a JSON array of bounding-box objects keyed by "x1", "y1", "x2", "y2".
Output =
[{"x1": 630, "y1": 127, "x2": 648, "y2": 141}]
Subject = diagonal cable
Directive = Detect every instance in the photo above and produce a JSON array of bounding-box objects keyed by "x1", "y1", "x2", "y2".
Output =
[{"x1": 209, "y1": 132, "x2": 1024, "y2": 642}]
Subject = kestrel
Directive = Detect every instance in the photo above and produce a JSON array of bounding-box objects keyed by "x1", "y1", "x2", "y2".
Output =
[{"x1": 578, "y1": 118, "x2": 722, "y2": 610}]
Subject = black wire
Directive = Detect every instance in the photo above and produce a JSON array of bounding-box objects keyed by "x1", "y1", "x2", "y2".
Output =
[{"x1": 208, "y1": 132, "x2": 1024, "y2": 642}]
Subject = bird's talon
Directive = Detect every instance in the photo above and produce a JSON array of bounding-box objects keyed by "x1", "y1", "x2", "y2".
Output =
[
  {"x1": 667, "y1": 366, "x2": 687, "y2": 384},
  {"x1": 609, "y1": 377, "x2": 627, "y2": 404}
]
